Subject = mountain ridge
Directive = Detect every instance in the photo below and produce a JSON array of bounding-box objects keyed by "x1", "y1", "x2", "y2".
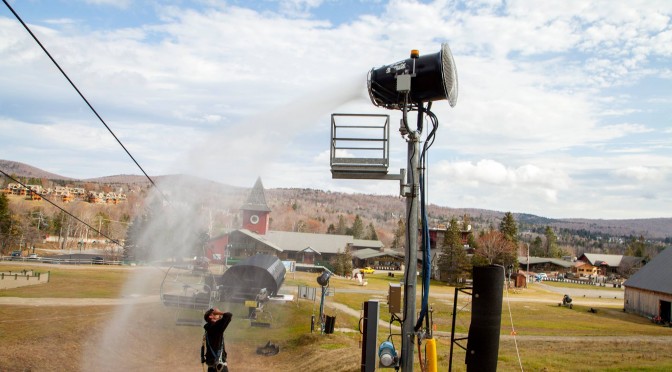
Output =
[{"x1": 1, "y1": 159, "x2": 670, "y2": 240}]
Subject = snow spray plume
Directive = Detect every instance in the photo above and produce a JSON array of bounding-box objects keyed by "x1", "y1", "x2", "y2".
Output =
[{"x1": 81, "y1": 74, "x2": 365, "y2": 370}]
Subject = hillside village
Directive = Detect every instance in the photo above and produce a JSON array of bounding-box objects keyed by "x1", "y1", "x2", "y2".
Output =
[
  {"x1": 1, "y1": 160, "x2": 670, "y2": 262},
  {"x1": 3, "y1": 183, "x2": 127, "y2": 204}
]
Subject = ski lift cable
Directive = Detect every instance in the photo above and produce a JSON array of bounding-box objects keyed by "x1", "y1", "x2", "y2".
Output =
[
  {"x1": 0, "y1": 169, "x2": 124, "y2": 249},
  {"x1": 2, "y1": 0, "x2": 168, "y2": 204}
]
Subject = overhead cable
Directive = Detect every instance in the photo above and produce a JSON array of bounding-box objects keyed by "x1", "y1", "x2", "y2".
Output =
[
  {"x1": 0, "y1": 169, "x2": 124, "y2": 248},
  {"x1": 2, "y1": 0, "x2": 168, "y2": 203}
]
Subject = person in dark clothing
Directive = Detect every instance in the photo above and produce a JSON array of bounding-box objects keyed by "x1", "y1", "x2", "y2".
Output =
[{"x1": 202, "y1": 308, "x2": 233, "y2": 372}]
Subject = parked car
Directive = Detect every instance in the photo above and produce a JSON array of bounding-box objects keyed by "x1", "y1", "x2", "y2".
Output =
[
  {"x1": 535, "y1": 273, "x2": 548, "y2": 281},
  {"x1": 10, "y1": 251, "x2": 21, "y2": 260},
  {"x1": 360, "y1": 267, "x2": 375, "y2": 274},
  {"x1": 92, "y1": 256, "x2": 104, "y2": 264},
  {"x1": 28, "y1": 253, "x2": 39, "y2": 260}
]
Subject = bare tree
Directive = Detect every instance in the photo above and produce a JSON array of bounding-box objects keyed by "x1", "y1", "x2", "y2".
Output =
[{"x1": 473, "y1": 230, "x2": 517, "y2": 267}]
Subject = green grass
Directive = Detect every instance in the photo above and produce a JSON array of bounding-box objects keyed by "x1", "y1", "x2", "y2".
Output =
[
  {"x1": 2, "y1": 266, "x2": 671, "y2": 371},
  {"x1": 0, "y1": 263, "x2": 162, "y2": 298}
]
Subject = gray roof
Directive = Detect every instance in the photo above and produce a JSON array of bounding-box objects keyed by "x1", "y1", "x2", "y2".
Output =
[
  {"x1": 233, "y1": 229, "x2": 284, "y2": 252},
  {"x1": 353, "y1": 249, "x2": 404, "y2": 260},
  {"x1": 265, "y1": 231, "x2": 354, "y2": 254},
  {"x1": 352, "y1": 239, "x2": 384, "y2": 249},
  {"x1": 518, "y1": 256, "x2": 573, "y2": 268},
  {"x1": 580, "y1": 253, "x2": 625, "y2": 267},
  {"x1": 352, "y1": 248, "x2": 380, "y2": 259},
  {"x1": 624, "y1": 248, "x2": 672, "y2": 295},
  {"x1": 240, "y1": 177, "x2": 271, "y2": 212}
]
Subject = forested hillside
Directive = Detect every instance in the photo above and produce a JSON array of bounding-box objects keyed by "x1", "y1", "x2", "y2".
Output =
[{"x1": 1, "y1": 160, "x2": 670, "y2": 257}]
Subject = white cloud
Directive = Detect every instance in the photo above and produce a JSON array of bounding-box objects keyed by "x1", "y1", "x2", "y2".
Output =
[
  {"x1": 278, "y1": 0, "x2": 325, "y2": 18},
  {"x1": 613, "y1": 166, "x2": 665, "y2": 182},
  {"x1": 435, "y1": 159, "x2": 570, "y2": 190},
  {"x1": 83, "y1": 0, "x2": 131, "y2": 9},
  {"x1": 1, "y1": 0, "x2": 671, "y2": 218}
]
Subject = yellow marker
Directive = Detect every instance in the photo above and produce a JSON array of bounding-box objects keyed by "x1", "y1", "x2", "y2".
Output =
[{"x1": 426, "y1": 338, "x2": 437, "y2": 372}]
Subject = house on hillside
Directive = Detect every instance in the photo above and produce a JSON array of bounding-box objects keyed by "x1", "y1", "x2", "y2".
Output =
[
  {"x1": 573, "y1": 260, "x2": 598, "y2": 277},
  {"x1": 204, "y1": 177, "x2": 386, "y2": 270},
  {"x1": 577, "y1": 253, "x2": 645, "y2": 277},
  {"x1": 623, "y1": 248, "x2": 672, "y2": 323}
]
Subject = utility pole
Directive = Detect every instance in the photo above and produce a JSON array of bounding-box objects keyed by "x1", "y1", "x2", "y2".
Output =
[
  {"x1": 527, "y1": 243, "x2": 530, "y2": 285},
  {"x1": 400, "y1": 111, "x2": 422, "y2": 371}
]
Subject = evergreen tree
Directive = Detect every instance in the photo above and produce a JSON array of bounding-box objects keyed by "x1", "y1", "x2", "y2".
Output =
[
  {"x1": 366, "y1": 222, "x2": 378, "y2": 240},
  {"x1": 626, "y1": 235, "x2": 646, "y2": 257},
  {"x1": 336, "y1": 215, "x2": 348, "y2": 235},
  {"x1": 530, "y1": 236, "x2": 544, "y2": 256},
  {"x1": 330, "y1": 248, "x2": 353, "y2": 276},
  {"x1": 123, "y1": 216, "x2": 147, "y2": 262},
  {"x1": 391, "y1": 218, "x2": 405, "y2": 250},
  {"x1": 499, "y1": 212, "x2": 518, "y2": 244},
  {"x1": 462, "y1": 213, "x2": 471, "y2": 229},
  {"x1": 50, "y1": 211, "x2": 66, "y2": 237},
  {"x1": 467, "y1": 232, "x2": 478, "y2": 250},
  {"x1": 0, "y1": 193, "x2": 20, "y2": 253},
  {"x1": 331, "y1": 252, "x2": 343, "y2": 276},
  {"x1": 351, "y1": 215, "x2": 365, "y2": 239},
  {"x1": 544, "y1": 226, "x2": 559, "y2": 258},
  {"x1": 326, "y1": 223, "x2": 336, "y2": 234},
  {"x1": 342, "y1": 248, "x2": 353, "y2": 275},
  {"x1": 438, "y1": 218, "x2": 470, "y2": 284}
]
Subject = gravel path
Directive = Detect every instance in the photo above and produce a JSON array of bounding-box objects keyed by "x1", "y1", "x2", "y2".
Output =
[{"x1": 0, "y1": 294, "x2": 159, "y2": 306}]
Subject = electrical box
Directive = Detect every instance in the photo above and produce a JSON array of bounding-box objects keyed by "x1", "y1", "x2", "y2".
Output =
[
  {"x1": 396, "y1": 74, "x2": 412, "y2": 92},
  {"x1": 388, "y1": 283, "x2": 402, "y2": 314}
]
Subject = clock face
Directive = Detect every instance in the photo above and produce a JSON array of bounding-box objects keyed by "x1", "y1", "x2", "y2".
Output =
[{"x1": 249, "y1": 214, "x2": 260, "y2": 225}]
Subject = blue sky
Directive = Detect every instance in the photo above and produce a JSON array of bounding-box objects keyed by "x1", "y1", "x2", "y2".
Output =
[{"x1": 1, "y1": 0, "x2": 671, "y2": 219}]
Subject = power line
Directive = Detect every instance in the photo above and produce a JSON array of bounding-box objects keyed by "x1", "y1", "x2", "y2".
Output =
[{"x1": 2, "y1": 0, "x2": 168, "y2": 203}]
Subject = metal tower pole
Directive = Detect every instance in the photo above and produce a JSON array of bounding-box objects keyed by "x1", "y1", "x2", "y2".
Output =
[{"x1": 401, "y1": 129, "x2": 420, "y2": 371}]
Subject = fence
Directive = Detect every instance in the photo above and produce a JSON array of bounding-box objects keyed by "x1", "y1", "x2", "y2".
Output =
[
  {"x1": 0, "y1": 256, "x2": 121, "y2": 265},
  {"x1": 0, "y1": 269, "x2": 50, "y2": 290},
  {"x1": 543, "y1": 277, "x2": 623, "y2": 288}
]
